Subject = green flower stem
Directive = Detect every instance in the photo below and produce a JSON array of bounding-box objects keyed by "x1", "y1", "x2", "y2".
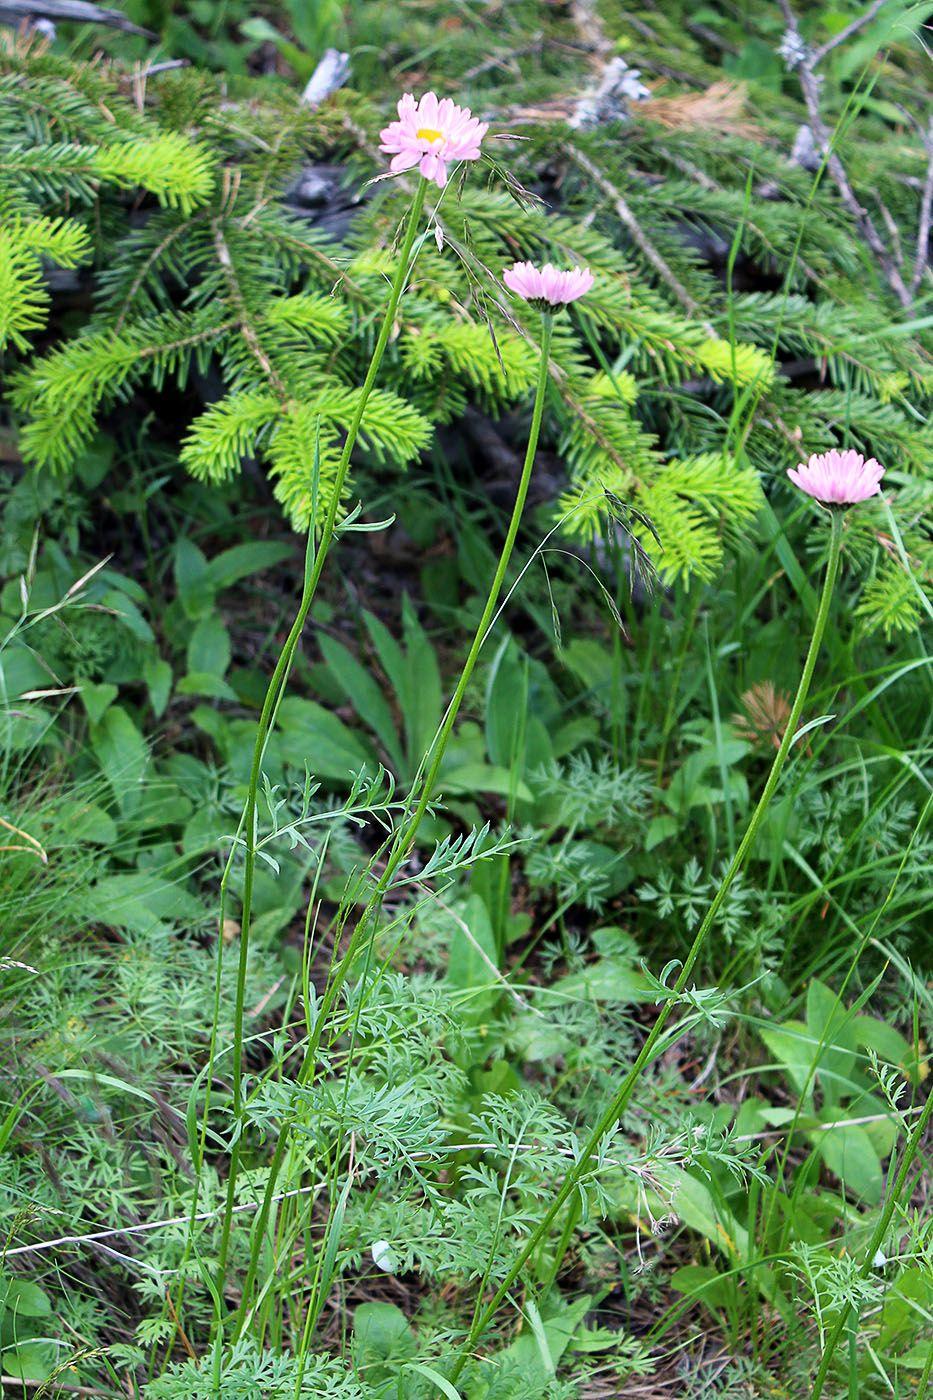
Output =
[
  {"x1": 809, "y1": 1082, "x2": 933, "y2": 1399},
  {"x1": 386, "y1": 310, "x2": 554, "y2": 870},
  {"x1": 229, "y1": 310, "x2": 554, "y2": 1339},
  {"x1": 212, "y1": 176, "x2": 428, "y2": 1309},
  {"x1": 449, "y1": 506, "x2": 846, "y2": 1384}
]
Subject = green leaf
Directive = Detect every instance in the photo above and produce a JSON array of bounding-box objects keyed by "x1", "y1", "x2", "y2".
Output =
[
  {"x1": 406, "y1": 1363, "x2": 463, "y2": 1400},
  {"x1": 645, "y1": 813, "x2": 678, "y2": 850},
  {"x1": 176, "y1": 672, "x2": 239, "y2": 701},
  {"x1": 670, "y1": 1263, "x2": 734, "y2": 1309},
  {"x1": 91, "y1": 705, "x2": 149, "y2": 815},
  {"x1": 143, "y1": 656, "x2": 173, "y2": 717},
  {"x1": 672, "y1": 1169, "x2": 747, "y2": 1262},
  {"x1": 174, "y1": 537, "x2": 214, "y2": 619},
  {"x1": 441, "y1": 763, "x2": 533, "y2": 804},
  {"x1": 79, "y1": 679, "x2": 117, "y2": 725},
  {"x1": 445, "y1": 892, "x2": 497, "y2": 1022},
  {"x1": 83, "y1": 871, "x2": 202, "y2": 934},
  {"x1": 186, "y1": 615, "x2": 231, "y2": 677},
  {"x1": 401, "y1": 594, "x2": 442, "y2": 761},
  {"x1": 758, "y1": 1020, "x2": 815, "y2": 1103},
  {"x1": 205, "y1": 541, "x2": 294, "y2": 591},
  {"x1": 318, "y1": 632, "x2": 405, "y2": 772},
  {"x1": 817, "y1": 1118, "x2": 883, "y2": 1204},
  {"x1": 1, "y1": 1340, "x2": 55, "y2": 1382},
  {"x1": 553, "y1": 959, "x2": 649, "y2": 1004},
  {"x1": 100, "y1": 588, "x2": 154, "y2": 642},
  {"x1": 806, "y1": 978, "x2": 857, "y2": 1101},
  {"x1": 53, "y1": 799, "x2": 117, "y2": 846},
  {"x1": 277, "y1": 697, "x2": 376, "y2": 781},
  {"x1": 0, "y1": 641, "x2": 48, "y2": 700},
  {"x1": 363, "y1": 610, "x2": 407, "y2": 699},
  {"x1": 853, "y1": 1015, "x2": 913, "y2": 1075},
  {"x1": 1, "y1": 1280, "x2": 51, "y2": 1317},
  {"x1": 351, "y1": 1302, "x2": 415, "y2": 1385}
]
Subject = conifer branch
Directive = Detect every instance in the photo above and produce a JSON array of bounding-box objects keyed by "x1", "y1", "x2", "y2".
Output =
[
  {"x1": 113, "y1": 213, "x2": 208, "y2": 332},
  {"x1": 565, "y1": 140, "x2": 714, "y2": 327},
  {"x1": 211, "y1": 220, "x2": 288, "y2": 401}
]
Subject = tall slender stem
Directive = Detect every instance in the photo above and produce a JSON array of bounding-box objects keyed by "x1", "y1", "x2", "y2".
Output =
[
  {"x1": 387, "y1": 311, "x2": 553, "y2": 869},
  {"x1": 449, "y1": 507, "x2": 846, "y2": 1382},
  {"x1": 229, "y1": 310, "x2": 554, "y2": 1338},
  {"x1": 212, "y1": 178, "x2": 428, "y2": 1309}
]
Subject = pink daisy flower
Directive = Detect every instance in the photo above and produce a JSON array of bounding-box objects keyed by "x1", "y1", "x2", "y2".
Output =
[
  {"x1": 379, "y1": 91, "x2": 488, "y2": 189},
  {"x1": 787, "y1": 448, "x2": 885, "y2": 506},
  {"x1": 502, "y1": 261, "x2": 595, "y2": 308}
]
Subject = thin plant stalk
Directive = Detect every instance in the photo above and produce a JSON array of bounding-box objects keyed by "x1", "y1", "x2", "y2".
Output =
[
  {"x1": 809, "y1": 1080, "x2": 933, "y2": 1399},
  {"x1": 211, "y1": 176, "x2": 428, "y2": 1306},
  {"x1": 229, "y1": 309, "x2": 555, "y2": 1337},
  {"x1": 385, "y1": 310, "x2": 554, "y2": 869},
  {"x1": 448, "y1": 507, "x2": 847, "y2": 1383}
]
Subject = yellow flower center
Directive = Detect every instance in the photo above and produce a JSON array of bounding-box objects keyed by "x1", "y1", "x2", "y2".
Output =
[{"x1": 416, "y1": 127, "x2": 444, "y2": 144}]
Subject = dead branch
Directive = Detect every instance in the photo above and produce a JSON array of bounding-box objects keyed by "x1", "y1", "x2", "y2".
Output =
[
  {"x1": 913, "y1": 116, "x2": 933, "y2": 293},
  {"x1": 778, "y1": 0, "x2": 912, "y2": 308},
  {"x1": 564, "y1": 141, "x2": 714, "y2": 328}
]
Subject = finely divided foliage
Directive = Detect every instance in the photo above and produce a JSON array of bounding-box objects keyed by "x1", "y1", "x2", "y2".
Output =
[{"x1": 2, "y1": 5, "x2": 933, "y2": 1399}]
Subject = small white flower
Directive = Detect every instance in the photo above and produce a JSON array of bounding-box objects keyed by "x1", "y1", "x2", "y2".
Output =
[
  {"x1": 872, "y1": 1247, "x2": 887, "y2": 1270},
  {"x1": 371, "y1": 1240, "x2": 398, "y2": 1273}
]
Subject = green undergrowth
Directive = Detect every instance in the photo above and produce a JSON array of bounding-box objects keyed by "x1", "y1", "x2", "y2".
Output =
[{"x1": 1, "y1": 1, "x2": 932, "y2": 1398}]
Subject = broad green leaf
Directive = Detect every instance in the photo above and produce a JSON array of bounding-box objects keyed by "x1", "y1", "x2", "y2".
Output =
[
  {"x1": 53, "y1": 799, "x2": 117, "y2": 846},
  {"x1": 485, "y1": 636, "x2": 526, "y2": 768},
  {"x1": 670, "y1": 1263, "x2": 734, "y2": 1309},
  {"x1": 91, "y1": 705, "x2": 149, "y2": 815},
  {"x1": 80, "y1": 679, "x2": 117, "y2": 725},
  {"x1": 672, "y1": 1170, "x2": 750, "y2": 1265},
  {"x1": 100, "y1": 588, "x2": 154, "y2": 642},
  {"x1": 853, "y1": 1015, "x2": 914, "y2": 1076},
  {"x1": 206, "y1": 541, "x2": 294, "y2": 590},
  {"x1": 445, "y1": 892, "x2": 498, "y2": 1022},
  {"x1": 1, "y1": 1339, "x2": 55, "y2": 1382},
  {"x1": 174, "y1": 537, "x2": 214, "y2": 619},
  {"x1": 176, "y1": 672, "x2": 239, "y2": 701},
  {"x1": 1, "y1": 1280, "x2": 51, "y2": 1317},
  {"x1": 186, "y1": 614, "x2": 231, "y2": 677},
  {"x1": 362, "y1": 610, "x2": 407, "y2": 700},
  {"x1": 83, "y1": 871, "x2": 202, "y2": 933},
  {"x1": 759, "y1": 1020, "x2": 815, "y2": 1103},
  {"x1": 318, "y1": 632, "x2": 404, "y2": 772},
  {"x1": 401, "y1": 594, "x2": 442, "y2": 763},
  {"x1": 553, "y1": 959, "x2": 650, "y2": 1004},
  {"x1": 817, "y1": 1119, "x2": 883, "y2": 1204},
  {"x1": 0, "y1": 641, "x2": 48, "y2": 700},
  {"x1": 351, "y1": 1301, "x2": 414, "y2": 1385},
  {"x1": 277, "y1": 697, "x2": 376, "y2": 781},
  {"x1": 806, "y1": 978, "x2": 856, "y2": 1101},
  {"x1": 143, "y1": 656, "x2": 173, "y2": 717},
  {"x1": 441, "y1": 763, "x2": 533, "y2": 804}
]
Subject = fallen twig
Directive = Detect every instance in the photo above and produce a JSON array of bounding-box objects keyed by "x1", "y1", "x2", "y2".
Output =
[
  {"x1": 912, "y1": 116, "x2": 933, "y2": 293},
  {"x1": 778, "y1": 0, "x2": 912, "y2": 308},
  {"x1": 564, "y1": 141, "x2": 714, "y2": 328}
]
